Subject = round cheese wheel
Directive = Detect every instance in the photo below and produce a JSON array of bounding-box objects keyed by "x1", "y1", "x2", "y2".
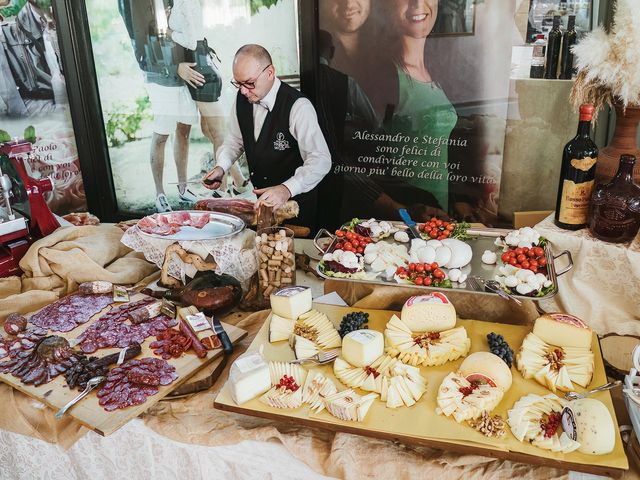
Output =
[
  {"x1": 533, "y1": 313, "x2": 593, "y2": 349},
  {"x1": 400, "y1": 293, "x2": 456, "y2": 332},
  {"x1": 459, "y1": 351, "x2": 513, "y2": 392},
  {"x1": 565, "y1": 398, "x2": 616, "y2": 455}
]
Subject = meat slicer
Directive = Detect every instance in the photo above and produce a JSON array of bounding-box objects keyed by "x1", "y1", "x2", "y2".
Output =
[{"x1": 0, "y1": 138, "x2": 60, "y2": 276}]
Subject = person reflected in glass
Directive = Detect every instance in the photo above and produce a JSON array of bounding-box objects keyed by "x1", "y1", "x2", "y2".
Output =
[
  {"x1": 167, "y1": 0, "x2": 247, "y2": 201},
  {"x1": 373, "y1": 0, "x2": 458, "y2": 219},
  {"x1": 119, "y1": 0, "x2": 198, "y2": 213},
  {"x1": 201, "y1": 45, "x2": 331, "y2": 229}
]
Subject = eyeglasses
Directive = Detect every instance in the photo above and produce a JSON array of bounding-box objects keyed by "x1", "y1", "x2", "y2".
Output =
[{"x1": 230, "y1": 64, "x2": 271, "y2": 90}]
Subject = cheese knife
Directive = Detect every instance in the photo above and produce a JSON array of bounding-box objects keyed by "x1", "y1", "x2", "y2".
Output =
[{"x1": 398, "y1": 208, "x2": 422, "y2": 239}]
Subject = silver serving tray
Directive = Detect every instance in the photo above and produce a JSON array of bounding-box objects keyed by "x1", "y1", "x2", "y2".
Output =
[
  {"x1": 313, "y1": 224, "x2": 573, "y2": 301},
  {"x1": 137, "y1": 211, "x2": 245, "y2": 241}
]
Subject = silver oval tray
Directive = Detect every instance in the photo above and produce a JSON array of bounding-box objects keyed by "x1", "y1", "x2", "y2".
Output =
[
  {"x1": 137, "y1": 211, "x2": 245, "y2": 241},
  {"x1": 313, "y1": 225, "x2": 573, "y2": 302}
]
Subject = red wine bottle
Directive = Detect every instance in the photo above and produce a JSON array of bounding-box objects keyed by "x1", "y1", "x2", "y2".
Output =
[
  {"x1": 545, "y1": 16, "x2": 562, "y2": 79},
  {"x1": 554, "y1": 104, "x2": 599, "y2": 230},
  {"x1": 559, "y1": 15, "x2": 577, "y2": 79}
]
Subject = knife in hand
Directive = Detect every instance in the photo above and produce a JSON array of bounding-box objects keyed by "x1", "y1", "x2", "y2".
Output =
[{"x1": 398, "y1": 208, "x2": 422, "y2": 239}]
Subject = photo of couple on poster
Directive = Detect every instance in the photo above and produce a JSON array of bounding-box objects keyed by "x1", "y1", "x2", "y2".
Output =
[{"x1": 317, "y1": 0, "x2": 499, "y2": 229}]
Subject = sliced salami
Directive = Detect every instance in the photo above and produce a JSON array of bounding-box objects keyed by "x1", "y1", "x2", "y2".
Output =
[
  {"x1": 97, "y1": 357, "x2": 177, "y2": 411},
  {"x1": 30, "y1": 294, "x2": 112, "y2": 332}
]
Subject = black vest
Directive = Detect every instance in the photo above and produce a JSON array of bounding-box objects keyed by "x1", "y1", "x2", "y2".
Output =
[{"x1": 236, "y1": 81, "x2": 317, "y2": 228}]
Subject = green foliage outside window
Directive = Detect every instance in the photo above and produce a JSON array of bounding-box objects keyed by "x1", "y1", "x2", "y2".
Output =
[{"x1": 105, "y1": 96, "x2": 151, "y2": 147}]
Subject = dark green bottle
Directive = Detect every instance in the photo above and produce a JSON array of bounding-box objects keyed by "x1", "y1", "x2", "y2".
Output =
[
  {"x1": 545, "y1": 16, "x2": 562, "y2": 79},
  {"x1": 559, "y1": 15, "x2": 577, "y2": 79}
]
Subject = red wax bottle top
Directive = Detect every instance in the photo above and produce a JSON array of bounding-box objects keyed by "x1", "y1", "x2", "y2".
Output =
[{"x1": 579, "y1": 104, "x2": 595, "y2": 122}]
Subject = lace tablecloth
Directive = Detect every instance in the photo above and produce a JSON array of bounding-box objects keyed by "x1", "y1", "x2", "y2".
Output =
[
  {"x1": 121, "y1": 226, "x2": 258, "y2": 289},
  {"x1": 535, "y1": 214, "x2": 640, "y2": 336}
]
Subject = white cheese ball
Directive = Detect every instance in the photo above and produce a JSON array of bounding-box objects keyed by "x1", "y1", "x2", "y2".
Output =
[
  {"x1": 394, "y1": 231, "x2": 410, "y2": 243},
  {"x1": 505, "y1": 275, "x2": 519, "y2": 288},
  {"x1": 448, "y1": 268, "x2": 462, "y2": 282},
  {"x1": 481, "y1": 250, "x2": 497, "y2": 265}
]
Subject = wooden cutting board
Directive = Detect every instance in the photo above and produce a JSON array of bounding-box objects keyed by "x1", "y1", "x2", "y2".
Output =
[
  {"x1": 214, "y1": 303, "x2": 628, "y2": 477},
  {"x1": 0, "y1": 292, "x2": 246, "y2": 436}
]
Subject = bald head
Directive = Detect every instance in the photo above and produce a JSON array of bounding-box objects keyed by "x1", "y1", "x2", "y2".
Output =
[
  {"x1": 232, "y1": 44, "x2": 276, "y2": 104},
  {"x1": 235, "y1": 44, "x2": 273, "y2": 68}
]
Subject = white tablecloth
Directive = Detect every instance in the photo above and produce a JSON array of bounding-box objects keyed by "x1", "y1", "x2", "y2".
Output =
[
  {"x1": 0, "y1": 418, "x2": 334, "y2": 480},
  {"x1": 536, "y1": 215, "x2": 640, "y2": 336}
]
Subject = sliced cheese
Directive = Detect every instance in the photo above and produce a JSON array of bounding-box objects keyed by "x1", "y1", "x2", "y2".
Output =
[
  {"x1": 342, "y1": 329, "x2": 384, "y2": 368},
  {"x1": 228, "y1": 352, "x2": 271, "y2": 405},
  {"x1": 400, "y1": 293, "x2": 456, "y2": 332},
  {"x1": 270, "y1": 286, "x2": 312, "y2": 320},
  {"x1": 533, "y1": 313, "x2": 592, "y2": 349}
]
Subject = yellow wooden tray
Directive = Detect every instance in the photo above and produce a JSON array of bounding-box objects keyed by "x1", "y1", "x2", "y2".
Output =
[{"x1": 215, "y1": 303, "x2": 628, "y2": 477}]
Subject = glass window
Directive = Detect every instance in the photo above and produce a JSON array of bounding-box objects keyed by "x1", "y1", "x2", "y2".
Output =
[{"x1": 85, "y1": 0, "x2": 300, "y2": 214}]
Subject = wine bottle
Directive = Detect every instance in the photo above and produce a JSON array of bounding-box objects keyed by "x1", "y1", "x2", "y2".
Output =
[
  {"x1": 559, "y1": 15, "x2": 577, "y2": 79},
  {"x1": 530, "y1": 34, "x2": 546, "y2": 79},
  {"x1": 545, "y1": 16, "x2": 562, "y2": 79},
  {"x1": 588, "y1": 154, "x2": 640, "y2": 243},
  {"x1": 554, "y1": 104, "x2": 598, "y2": 230}
]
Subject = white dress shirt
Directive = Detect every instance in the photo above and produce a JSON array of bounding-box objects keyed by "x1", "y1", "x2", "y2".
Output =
[{"x1": 216, "y1": 77, "x2": 332, "y2": 197}]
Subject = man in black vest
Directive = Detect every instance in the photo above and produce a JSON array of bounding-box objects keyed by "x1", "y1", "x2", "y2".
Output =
[{"x1": 201, "y1": 44, "x2": 331, "y2": 229}]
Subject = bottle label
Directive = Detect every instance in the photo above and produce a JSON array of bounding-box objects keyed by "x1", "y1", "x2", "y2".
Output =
[
  {"x1": 559, "y1": 179, "x2": 595, "y2": 224},
  {"x1": 532, "y1": 44, "x2": 545, "y2": 58},
  {"x1": 570, "y1": 156, "x2": 597, "y2": 172}
]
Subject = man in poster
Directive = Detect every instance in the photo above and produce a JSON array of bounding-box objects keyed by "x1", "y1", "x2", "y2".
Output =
[{"x1": 202, "y1": 44, "x2": 331, "y2": 229}]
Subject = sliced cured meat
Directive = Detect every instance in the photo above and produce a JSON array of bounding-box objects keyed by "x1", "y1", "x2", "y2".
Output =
[
  {"x1": 97, "y1": 357, "x2": 177, "y2": 411},
  {"x1": 137, "y1": 211, "x2": 210, "y2": 236},
  {"x1": 169, "y1": 211, "x2": 190, "y2": 225},
  {"x1": 191, "y1": 213, "x2": 210, "y2": 228},
  {"x1": 77, "y1": 299, "x2": 177, "y2": 354},
  {"x1": 0, "y1": 336, "x2": 80, "y2": 387},
  {"x1": 30, "y1": 294, "x2": 112, "y2": 332}
]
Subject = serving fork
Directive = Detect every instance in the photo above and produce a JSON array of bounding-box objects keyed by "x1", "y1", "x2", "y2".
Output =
[
  {"x1": 565, "y1": 380, "x2": 622, "y2": 401},
  {"x1": 289, "y1": 349, "x2": 341, "y2": 365},
  {"x1": 55, "y1": 375, "x2": 106, "y2": 419},
  {"x1": 468, "y1": 276, "x2": 522, "y2": 305}
]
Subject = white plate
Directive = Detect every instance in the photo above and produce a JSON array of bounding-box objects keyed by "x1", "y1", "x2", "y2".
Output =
[{"x1": 137, "y1": 211, "x2": 245, "y2": 241}]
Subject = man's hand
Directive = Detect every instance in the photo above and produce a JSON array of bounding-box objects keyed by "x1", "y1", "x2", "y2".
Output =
[
  {"x1": 254, "y1": 184, "x2": 291, "y2": 209},
  {"x1": 202, "y1": 166, "x2": 224, "y2": 190},
  {"x1": 178, "y1": 62, "x2": 205, "y2": 88}
]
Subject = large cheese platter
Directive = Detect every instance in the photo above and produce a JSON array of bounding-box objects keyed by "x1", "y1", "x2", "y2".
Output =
[
  {"x1": 214, "y1": 287, "x2": 628, "y2": 477},
  {"x1": 313, "y1": 217, "x2": 573, "y2": 301},
  {"x1": 0, "y1": 283, "x2": 247, "y2": 436}
]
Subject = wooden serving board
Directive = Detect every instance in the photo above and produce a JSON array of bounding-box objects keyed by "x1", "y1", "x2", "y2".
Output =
[
  {"x1": 214, "y1": 303, "x2": 628, "y2": 477},
  {"x1": 0, "y1": 293, "x2": 246, "y2": 436}
]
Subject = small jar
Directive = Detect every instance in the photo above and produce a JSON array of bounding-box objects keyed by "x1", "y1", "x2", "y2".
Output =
[{"x1": 255, "y1": 226, "x2": 296, "y2": 299}]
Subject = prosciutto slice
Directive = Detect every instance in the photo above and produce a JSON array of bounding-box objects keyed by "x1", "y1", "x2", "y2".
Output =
[{"x1": 137, "y1": 212, "x2": 211, "y2": 236}]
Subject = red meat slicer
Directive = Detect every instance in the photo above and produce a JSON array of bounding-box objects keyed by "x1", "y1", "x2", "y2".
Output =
[{"x1": 0, "y1": 138, "x2": 59, "y2": 276}]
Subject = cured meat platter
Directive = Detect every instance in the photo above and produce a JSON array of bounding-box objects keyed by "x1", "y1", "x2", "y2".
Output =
[
  {"x1": 313, "y1": 220, "x2": 573, "y2": 301},
  {"x1": 0, "y1": 292, "x2": 246, "y2": 436},
  {"x1": 137, "y1": 210, "x2": 245, "y2": 241},
  {"x1": 214, "y1": 303, "x2": 628, "y2": 477}
]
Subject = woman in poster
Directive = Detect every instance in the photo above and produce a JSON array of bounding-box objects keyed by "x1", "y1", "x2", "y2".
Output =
[
  {"x1": 168, "y1": 0, "x2": 247, "y2": 198},
  {"x1": 372, "y1": 0, "x2": 458, "y2": 217}
]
